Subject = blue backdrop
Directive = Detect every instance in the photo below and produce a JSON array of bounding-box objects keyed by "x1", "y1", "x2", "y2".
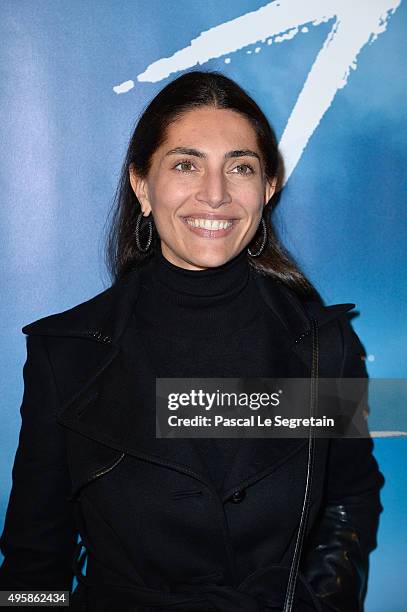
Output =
[{"x1": 1, "y1": 1, "x2": 406, "y2": 609}]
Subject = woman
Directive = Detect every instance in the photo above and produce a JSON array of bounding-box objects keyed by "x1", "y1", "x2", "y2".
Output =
[{"x1": 0, "y1": 71, "x2": 384, "y2": 611}]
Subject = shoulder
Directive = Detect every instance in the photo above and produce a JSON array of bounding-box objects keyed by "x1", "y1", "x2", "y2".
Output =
[
  {"x1": 20, "y1": 269, "x2": 141, "y2": 343},
  {"x1": 302, "y1": 293, "x2": 368, "y2": 377},
  {"x1": 21, "y1": 285, "x2": 115, "y2": 336},
  {"x1": 253, "y1": 270, "x2": 357, "y2": 343},
  {"x1": 253, "y1": 271, "x2": 367, "y2": 376}
]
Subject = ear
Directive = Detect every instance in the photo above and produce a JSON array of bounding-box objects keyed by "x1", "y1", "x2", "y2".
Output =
[
  {"x1": 129, "y1": 163, "x2": 152, "y2": 216},
  {"x1": 264, "y1": 175, "x2": 278, "y2": 207}
]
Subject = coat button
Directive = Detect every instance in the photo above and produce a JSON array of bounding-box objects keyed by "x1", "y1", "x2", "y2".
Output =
[{"x1": 230, "y1": 489, "x2": 246, "y2": 503}]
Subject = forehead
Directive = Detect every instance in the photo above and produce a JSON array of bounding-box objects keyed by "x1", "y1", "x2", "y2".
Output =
[{"x1": 162, "y1": 106, "x2": 259, "y2": 147}]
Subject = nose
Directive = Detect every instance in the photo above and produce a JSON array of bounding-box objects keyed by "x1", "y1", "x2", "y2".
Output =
[{"x1": 195, "y1": 168, "x2": 232, "y2": 208}]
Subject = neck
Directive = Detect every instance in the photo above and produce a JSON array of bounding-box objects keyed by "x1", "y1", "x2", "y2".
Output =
[
  {"x1": 154, "y1": 246, "x2": 250, "y2": 301},
  {"x1": 135, "y1": 245, "x2": 260, "y2": 336}
]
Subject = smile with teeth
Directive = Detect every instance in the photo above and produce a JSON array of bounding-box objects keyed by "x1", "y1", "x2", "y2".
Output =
[{"x1": 185, "y1": 218, "x2": 234, "y2": 230}]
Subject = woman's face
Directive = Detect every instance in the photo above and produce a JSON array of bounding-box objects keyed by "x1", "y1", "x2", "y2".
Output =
[{"x1": 129, "y1": 106, "x2": 276, "y2": 270}]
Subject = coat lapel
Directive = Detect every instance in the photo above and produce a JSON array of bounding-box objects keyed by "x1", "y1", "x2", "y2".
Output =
[{"x1": 23, "y1": 267, "x2": 355, "y2": 499}]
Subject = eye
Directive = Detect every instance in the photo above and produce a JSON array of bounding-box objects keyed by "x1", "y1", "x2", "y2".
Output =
[
  {"x1": 231, "y1": 163, "x2": 255, "y2": 175},
  {"x1": 173, "y1": 159, "x2": 196, "y2": 173}
]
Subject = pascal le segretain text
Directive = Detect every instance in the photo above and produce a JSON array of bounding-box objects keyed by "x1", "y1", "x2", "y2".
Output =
[{"x1": 168, "y1": 415, "x2": 335, "y2": 429}]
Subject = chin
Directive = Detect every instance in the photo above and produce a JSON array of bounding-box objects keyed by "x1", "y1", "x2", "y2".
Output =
[{"x1": 186, "y1": 249, "x2": 238, "y2": 270}]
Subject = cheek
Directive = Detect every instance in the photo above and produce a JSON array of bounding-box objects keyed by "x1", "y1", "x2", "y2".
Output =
[
  {"x1": 235, "y1": 188, "x2": 264, "y2": 219},
  {"x1": 233, "y1": 178, "x2": 264, "y2": 202},
  {"x1": 149, "y1": 195, "x2": 182, "y2": 237},
  {"x1": 151, "y1": 175, "x2": 190, "y2": 210}
]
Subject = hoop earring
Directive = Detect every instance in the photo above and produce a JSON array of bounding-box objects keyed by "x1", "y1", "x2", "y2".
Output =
[
  {"x1": 247, "y1": 217, "x2": 267, "y2": 257},
  {"x1": 135, "y1": 211, "x2": 153, "y2": 253}
]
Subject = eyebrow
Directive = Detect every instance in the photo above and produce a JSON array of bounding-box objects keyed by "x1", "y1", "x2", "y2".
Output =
[{"x1": 164, "y1": 147, "x2": 261, "y2": 162}]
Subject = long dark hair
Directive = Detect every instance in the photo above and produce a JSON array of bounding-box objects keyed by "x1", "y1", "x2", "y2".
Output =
[{"x1": 105, "y1": 70, "x2": 320, "y2": 301}]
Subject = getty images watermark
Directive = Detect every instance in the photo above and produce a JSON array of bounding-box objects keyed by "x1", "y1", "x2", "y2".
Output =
[
  {"x1": 155, "y1": 378, "x2": 407, "y2": 439},
  {"x1": 166, "y1": 386, "x2": 336, "y2": 429}
]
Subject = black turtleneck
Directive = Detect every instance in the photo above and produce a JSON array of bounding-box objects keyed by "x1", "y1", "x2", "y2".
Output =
[{"x1": 130, "y1": 245, "x2": 283, "y2": 493}]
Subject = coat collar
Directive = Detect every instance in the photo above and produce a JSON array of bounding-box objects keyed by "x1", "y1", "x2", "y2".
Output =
[
  {"x1": 22, "y1": 267, "x2": 356, "y2": 501},
  {"x1": 22, "y1": 266, "x2": 355, "y2": 348}
]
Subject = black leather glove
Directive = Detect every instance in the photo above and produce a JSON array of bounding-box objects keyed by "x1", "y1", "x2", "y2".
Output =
[{"x1": 301, "y1": 503, "x2": 369, "y2": 612}]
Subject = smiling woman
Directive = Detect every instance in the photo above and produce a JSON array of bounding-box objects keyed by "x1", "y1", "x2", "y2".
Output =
[
  {"x1": 105, "y1": 70, "x2": 319, "y2": 298},
  {"x1": 128, "y1": 106, "x2": 276, "y2": 271},
  {"x1": 0, "y1": 70, "x2": 384, "y2": 612}
]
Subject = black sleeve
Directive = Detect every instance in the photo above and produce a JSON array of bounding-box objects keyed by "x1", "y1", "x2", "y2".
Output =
[
  {"x1": 0, "y1": 335, "x2": 77, "y2": 590},
  {"x1": 325, "y1": 315, "x2": 384, "y2": 554},
  {"x1": 301, "y1": 316, "x2": 385, "y2": 612}
]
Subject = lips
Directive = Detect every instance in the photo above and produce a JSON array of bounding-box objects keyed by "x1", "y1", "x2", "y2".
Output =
[
  {"x1": 185, "y1": 218, "x2": 233, "y2": 230},
  {"x1": 181, "y1": 216, "x2": 237, "y2": 238},
  {"x1": 182, "y1": 214, "x2": 237, "y2": 220},
  {"x1": 181, "y1": 213, "x2": 238, "y2": 231}
]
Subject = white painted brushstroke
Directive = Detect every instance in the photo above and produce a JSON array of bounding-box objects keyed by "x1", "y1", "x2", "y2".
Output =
[
  {"x1": 279, "y1": 0, "x2": 401, "y2": 181},
  {"x1": 370, "y1": 431, "x2": 407, "y2": 438},
  {"x1": 136, "y1": 0, "x2": 336, "y2": 82},
  {"x1": 113, "y1": 80, "x2": 134, "y2": 94},
  {"x1": 116, "y1": 0, "x2": 401, "y2": 184}
]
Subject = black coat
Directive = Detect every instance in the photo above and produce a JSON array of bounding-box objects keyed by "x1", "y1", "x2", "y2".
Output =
[{"x1": 0, "y1": 268, "x2": 384, "y2": 612}]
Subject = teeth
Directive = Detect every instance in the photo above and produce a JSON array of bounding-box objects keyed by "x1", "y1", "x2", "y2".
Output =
[{"x1": 185, "y1": 218, "x2": 233, "y2": 230}]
